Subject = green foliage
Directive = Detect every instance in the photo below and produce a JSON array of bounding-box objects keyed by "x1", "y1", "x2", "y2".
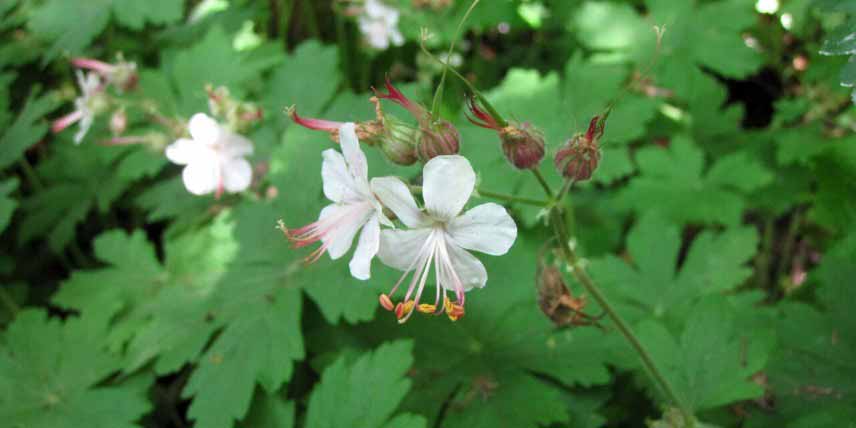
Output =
[
  {"x1": 618, "y1": 138, "x2": 773, "y2": 226},
  {"x1": 305, "y1": 340, "x2": 424, "y2": 428},
  {"x1": 0, "y1": 310, "x2": 152, "y2": 428},
  {"x1": 1, "y1": 1, "x2": 854, "y2": 428},
  {"x1": 589, "y1": 214, "x2": 759, "y2": 319}
]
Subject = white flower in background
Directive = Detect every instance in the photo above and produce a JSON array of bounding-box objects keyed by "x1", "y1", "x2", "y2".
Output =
[
  {"x1": 281, "y1": 123, "x2": 392, "y2": 280},
  {"x1": 165, "y1": 113, "x2": 254, "y2": 197},
  {"x1": 358, "y1": 0, "x2": 405, "y2": 50},
  {"x1": 51, "y1": 71, "x2": 106, "y2": 144},
  {"x1": 373, "y1": 155, "x2": 518, "y2": 322}
]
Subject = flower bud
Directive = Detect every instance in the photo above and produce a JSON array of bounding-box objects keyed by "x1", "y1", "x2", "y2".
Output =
[
  {"x1": 110, "y1": 59, "x2": 138, "y2": 92},
  {"x1": 378, "y1": 115, "x2": 419, "y2": 165},
  {"x1": 554, "y1": 114, "x2": 609, "y2": 182},
  {"x1": 72, "y1": 56, "x2": 138, "y2": 92},
  {"x1": 499, "y1": 122, "x2": 545, "y2": 170},
  {"x1": 554, "y1": 135, "x2": 600, "y2": 181},
  {"x1": 110, "y1": 109, "x2": 127, "y2": 136},
  {"x1": 417, "y1": 120, "x2": 460, "y2": 161}
]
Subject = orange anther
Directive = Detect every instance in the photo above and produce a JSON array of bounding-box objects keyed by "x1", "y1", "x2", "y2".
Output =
[
  {"x1": 379, "y1": 294, "x2": 395, "y2": 311},
  {"x1": 395, "y1": 300, "x2": 414, "y2": 320}
]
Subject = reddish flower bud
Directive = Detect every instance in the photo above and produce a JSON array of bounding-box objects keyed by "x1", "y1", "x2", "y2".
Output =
[
  {"x1": 466, "y1": 97, "x2": 543, "y2": 169},
  {"x1": 554, "y1": 114, "x2": 609, "y2": 182},
  {"x1": 554, "y1": 135, "x2": 600, "y2": 181},
  {"x1": 499, "y1": 123, "x2": 545, "y2": 169},
  {"x1": 417, "y1": 120, "x2": 460, "y2": 161}
]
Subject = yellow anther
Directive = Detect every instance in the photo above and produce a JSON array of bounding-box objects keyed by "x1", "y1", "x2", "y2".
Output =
[
  {"x1": 395, "y1": 300, "x2": 415, "y2": 320},
  {"x1": 417, "y1": 304, "x2": 436, "y2": 314},
  {"x1": 379, "y1": 294, "x2": 395, "y2": 311},
  {"x1": 443, "y1": 296, "x2": 465, "y2": 321}
]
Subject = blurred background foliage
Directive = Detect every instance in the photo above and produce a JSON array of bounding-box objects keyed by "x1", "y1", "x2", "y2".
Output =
[{"x1": 1, "y1": 0, "x2": 855, "y2": 427}]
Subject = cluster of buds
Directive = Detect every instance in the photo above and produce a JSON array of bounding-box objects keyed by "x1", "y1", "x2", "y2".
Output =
[
  {"x1": 467, "y1": 96, "x2": 545, "y2": 170},
  {"x1": 52, "y1": 55, "x2": 139, "y2": 144},
  {"x1": 206, "y1": 85, "x2": 264, "y2": 133},
  {"x1": 373, "y1": 77, "x2": 460, "y2": 162},
  {"x1": 289, "y1": 78, "x2": 460, "y2": 166},
  {"x1": 288, "y1": 96, "x2": 419, "y2": 166},
  {"x1": 72, "y1": 54, "x2": 138, "y2": 92},
  {"x1": 554, "y1": 112, "x2": 609, "y2": 182}
]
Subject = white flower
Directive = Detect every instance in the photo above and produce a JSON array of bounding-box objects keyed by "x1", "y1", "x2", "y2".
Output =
[
  {"x1": 282, "y1": 122, "x2": 392, "y2": 280},
  {"x1": 165, "y1": 113, "x2": 254, "y2": 196},
  {"x1": 374, "y1": 155, "x2": 518, "y2": 322},
  {"x1": 358, "y1": 0, "x2": 405, "y2": 50},
  {"x1": 51, "y1": 71, "x2": 105, "y2": 144}
]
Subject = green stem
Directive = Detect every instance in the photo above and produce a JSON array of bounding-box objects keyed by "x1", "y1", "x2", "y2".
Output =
[
  {"x1": 476, "y1": 189, "x2": 550, "y2": 207},
  {"x1": 430, "y1": 0, "x2": 481, "y2": 118},
  {"x1": 531, "y1": 169, "x2": 554, "y2": 200},
  {"x1": 549, "y1": 208, "x2": 695, "y2": 427},
  {"x1": 418, "y1": 40, "x2": 508, "y2": 127}
]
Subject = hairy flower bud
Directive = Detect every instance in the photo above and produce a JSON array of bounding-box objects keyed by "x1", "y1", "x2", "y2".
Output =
[
  {"x1": 554, "y1": 135, "x2": 600, "y2": 181},
  {"x1": 499, "y1": 123, "x2": 545, "y2": 169},
  {"x1": 417, "y1": 120, "x2": 460, "y2": 161},
  {"x1": 554, "y1": 114, "x2": 608, "y2": 182},
  {"x1": 379, "y1": 115, "x2": 419, "y2": 165}
]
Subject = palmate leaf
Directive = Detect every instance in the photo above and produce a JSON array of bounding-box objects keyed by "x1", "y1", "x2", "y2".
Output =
[
  {"x1": 587, "y1": 214, "x2": 759, "y2": 321},
  {"x1": 27, "y1": 0, "x2": 184, "y2": 61},
  {"x1": 0, "y1": 91, "x2": 56, "y2": 170},
  {"x1": 617, "y1": 137, "x2": 773, "y2": 226},
  {"x1": 636, "y1": 297, "x2": 773, "y2": 412},
  {"x1": 305, "y1": 340, "x2": 426, "y2": 428},
  {"x1": 746, "y1": 234, "x2": 856, "y2": 428},
  {"x1": 0, "y1": 310, "x2": 152, "y2": 428},
  {"x1": 53, "y1": 212, "x2": 306, "y2": 428},
  {"x1": 18, "y1": 142, "x2": 144, "y2": 252},
  {"x1": 162, "y1": 26, "x2": 283, "y2": 115}
]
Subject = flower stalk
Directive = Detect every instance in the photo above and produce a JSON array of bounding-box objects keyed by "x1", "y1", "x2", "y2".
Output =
[{"x1": 547, "y1": 205, "x2": 696, "y2": 428}]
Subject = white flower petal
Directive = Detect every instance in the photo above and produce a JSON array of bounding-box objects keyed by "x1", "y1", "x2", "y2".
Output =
[
  {"x1": 182, "y1": 160, "x2": 219, "y2": 195},
  {"x1": 322, "y1": 149, "x2": 359, "y2": 203},
  {"x1": 447, "y1": 203, "x2": 517, "y2": 256},
  {"x1": 422, "y1": 155, "x2": 476, "y2": 221},
  {"x1": 165, "y1": 138, "x2": 201, "y2": 165},
  {"x1": 378, "y1": 228, "x2": 432, "y2": 271},
  {"x1": 442, "y1": 241, "x2": 488, "y2": 291},
  {"x1": 349, "y1": 216, "x2": 380, "y2": 280},
  {"x1": 224, "y1": 133, "x2": 253, "y2": 158},
  {"x1": 222, "y1": 157, "x2": 253, "y2": 193},
  {"x1": 73, "y1": 114, "x2": 93, "y2": 145},
  {"x1": 321, "y1": 203, "x2": 371, "y2": 260},
  {"x1": 339, "y1": 123, "x2": 369, "y2": 185},
  {"x1": 188, "y1": 113, "x2": 220, "y2": 145},
  {"x1": 370, "y1": 176, "x2": 425, "y2": 228}
]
